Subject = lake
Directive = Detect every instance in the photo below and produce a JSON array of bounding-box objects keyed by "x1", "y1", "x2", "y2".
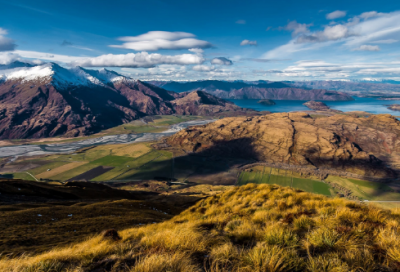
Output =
[{"x1": 228, "y1": 97, "x2": 400, "y2": 115}]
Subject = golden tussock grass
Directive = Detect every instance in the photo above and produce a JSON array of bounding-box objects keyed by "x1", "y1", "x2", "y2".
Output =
[{"x1": 2, "y1": 183, "x2": 400, "y2": 271}]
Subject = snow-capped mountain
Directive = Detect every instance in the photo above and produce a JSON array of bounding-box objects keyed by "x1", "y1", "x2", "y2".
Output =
[
  {"x1": 0, "y1": 62, "x2": 135, "y2": 88},
  {"x1": 0, "y1": 62, "x2": 251, "y2": 139}
]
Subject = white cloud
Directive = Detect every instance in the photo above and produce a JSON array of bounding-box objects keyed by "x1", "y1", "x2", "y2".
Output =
[
  {"x1": 110, "y1": 31, "x2": 212, "y2": 51},
  {"x1": 262, "y1": 40, "x2": 331, "y2": 58},
  {"x1": 192, "y1": 65, "x2": 215, "y2": 72},
  {"x1": 295, "y1": 24, "x2": 352, "y2": 43},
  {"x1": 188, "y1": 48, "x2": 204, "y2": 54},
  {"x1": 121, "y1": 65, "x2": 189, "y2": 80},
  {"x1": 236, "y1": 20, "x2": 246, "y2": 24},
  {"x1": 0, "y1": 52, "x2": 20, "y2": 64},
  {"x1": 353, "y1": 45, "x2": 380, "y2": 51},
  {"x1": 70, "y1": 52, "x2": 205, "y2": 68},
  {"x1": 240, "y1": 40, "x2": 257, "y2": 46},
  {"x1": 326, "y1": 10, "x2": 347, "y2": 20},
  {"x1": 344, "y1": 11, "x2": 400, "y2": 46},
  {"x1": 0, "y1": 28, "x2": 16, "y2": 51},
  {"x1": 258, "y1": 59, "x2": 400, "y2": 79},
  {"x1": 359, "y1": 11, "x2": 384, "y2": 19},
  {"x1": 0, "y1": 52, "x2": 44, "y2": 66},
  {"x1": 210, "y1": 57, "x2": 233, "y2": 65},
  {"x1": 322, "y1": 24, "x2": 351, "y2": 40},
  {"x1": 370, "y1": 39, "x2": 398, "y2": 44},
  {"x1": 281, "y1": 21, "x2": 312, "y2": 36},
  {"x1": 14, "y1": 50, "x2": 86, "y2": 62},
  {"x1": 264, "y1": 10, "x2": 400, "y2": 58}
]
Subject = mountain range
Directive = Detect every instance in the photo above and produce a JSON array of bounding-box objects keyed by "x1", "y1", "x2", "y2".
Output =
[
  {"x1": 148, "y1": 80, "x2": 354, "y2": 101},
  {"x1": 0, "y1": 63, "x2": 252, "y2": 139},
  {"x1": 290, "y1": 80, "x2": 400, "y2": 95}
]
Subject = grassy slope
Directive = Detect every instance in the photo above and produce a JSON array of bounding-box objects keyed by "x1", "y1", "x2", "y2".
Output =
[
  {"x1": 238, "y1": 168, "x2": 332, "y2": 196},
  {"x1": 327, "y1": 176, "x2": 400, "y2": 201},
  {"x1": 2, "y1": 184, "x2": 400, "y2": 271}
]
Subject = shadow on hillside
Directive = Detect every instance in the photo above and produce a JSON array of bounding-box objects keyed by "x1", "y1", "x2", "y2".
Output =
[{"x1": 118, "y1": 137, "x2": 398, "y2": 190}]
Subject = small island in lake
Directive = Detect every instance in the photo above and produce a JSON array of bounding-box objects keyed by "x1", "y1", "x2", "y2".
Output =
[
  {"x1": 387, "y1": 104, "x2": 400, "y2": 111},
  {"x1": 303, "y1": 101, "x2": 330, "y2": 111},
  {"x1": 257, "y1": 99, "x2": 276, "y2": 106}
]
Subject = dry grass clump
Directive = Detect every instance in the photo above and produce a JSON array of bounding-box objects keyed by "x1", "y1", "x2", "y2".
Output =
[{"x1": 2, "y1": 183, "x2": 400, "y2": 271}]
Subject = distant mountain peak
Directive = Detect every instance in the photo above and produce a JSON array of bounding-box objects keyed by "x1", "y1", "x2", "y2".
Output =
[{"x1": 0, "y1": 63, "x2": 136, "y2": 88}]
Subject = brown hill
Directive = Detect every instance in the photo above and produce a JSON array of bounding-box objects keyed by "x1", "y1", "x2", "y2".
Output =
[
  {"x1": 171, "y1": 90, "x2": 249, "y2": 116},
  {"x1": 163, "y1": 112, "x2": 400, "y2": 180}
]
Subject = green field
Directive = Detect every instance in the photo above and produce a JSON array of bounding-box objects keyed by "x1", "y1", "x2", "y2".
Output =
[
  {"x1": 326, "y1": 176, "x2": 400, "y2": 201},
  {"x1": 8, "y1": 143, "x2": 175, "y2": 182},
  {"x1": 238, "y1": 169, "x2": 332, "y2": 196},
  {"x1": 1, "y1": 172, "x2": 37, "y2": 181},
  {"x1": 28, "y1": 161, "x2": 71, "y2": 176}
]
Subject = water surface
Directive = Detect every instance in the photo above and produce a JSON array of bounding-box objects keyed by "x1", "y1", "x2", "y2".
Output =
[{"x1": 229, "y1": 97, "x2": 400, "y2": 115}]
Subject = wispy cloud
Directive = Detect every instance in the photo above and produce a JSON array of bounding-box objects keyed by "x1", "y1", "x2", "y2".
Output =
[
  {"x1": 263, "y1": 10, "x2": 400, "y2": 59},
  {"x1": 61, "y1": 40, "x2": 94, "y2": 51},
  {"x1": 70, "y1": 52, "x2": 205, "y2": 68},
  {"x1": 352, "y1": 45, "x2": 380, "y2": 51},
  {"x1": 240, "y1": 40, "x2": 257, "y2": 46}
]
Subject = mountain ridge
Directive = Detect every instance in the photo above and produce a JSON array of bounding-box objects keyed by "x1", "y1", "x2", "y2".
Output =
[
  {"x1": 0, "y1": 63, "x2": 254, "y2": 139},
  {"x1": 148, "y1": 80, "x2": 354, "y2": 101}
]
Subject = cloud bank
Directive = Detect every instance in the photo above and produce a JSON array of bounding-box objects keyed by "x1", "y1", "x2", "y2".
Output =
[
  {"x1": 70, "y1": 52, "x2": 205, "y2": 68},
  {"x1": 110, "y1": 31, "x2": 212, "y2": 51}
]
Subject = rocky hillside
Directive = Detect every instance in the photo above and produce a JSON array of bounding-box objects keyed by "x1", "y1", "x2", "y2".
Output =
[
  {"x1": 163, "y1": 112, "x2": 400, "y2": 180},
  {"x1": 149, "y1": 80, "x2": 354, "y2": 101},
  {"x1": 0, "y1": 63, "x2": 252, "y2": 139}
]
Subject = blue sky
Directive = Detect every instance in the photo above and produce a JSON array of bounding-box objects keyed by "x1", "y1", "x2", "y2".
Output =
[{"x1": 1, "y1": 0, "x2": 400, "y2": 81}]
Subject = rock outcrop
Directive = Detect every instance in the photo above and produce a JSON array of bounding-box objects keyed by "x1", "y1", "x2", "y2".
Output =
[
  {"x1": 163, "y1": 112, "x2": 400, "y2": 180},
  {"x1": 303, "y1": 101, "x2": 330, "y2": 110}
]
